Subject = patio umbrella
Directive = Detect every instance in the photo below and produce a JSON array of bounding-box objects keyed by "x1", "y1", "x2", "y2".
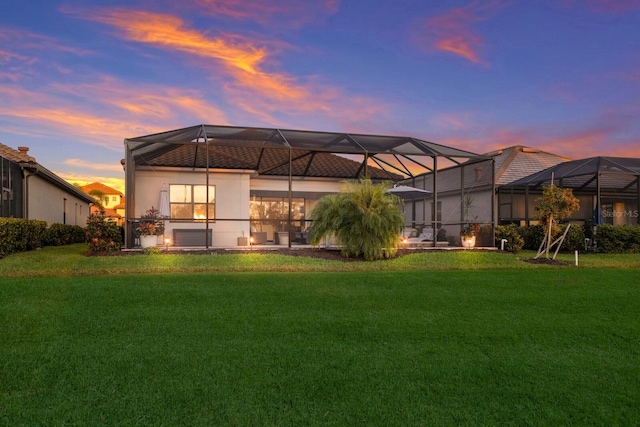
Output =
[
  {"x1": 387, "y1": 185, "x2": 431, "y2": 200},
  {"x1": 158, "y1": 183, "x2": 170, "y2": 217}
]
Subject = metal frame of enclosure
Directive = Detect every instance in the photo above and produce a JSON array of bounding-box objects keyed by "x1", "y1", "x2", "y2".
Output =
[
  {"x1": 498, "y1": 157, "x2": 640, "y2": 227},
  {"x1": 124, "y1": 124, "x2": 486, "y2": 248}
]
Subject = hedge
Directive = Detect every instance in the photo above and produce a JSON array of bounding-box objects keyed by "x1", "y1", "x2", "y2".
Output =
[
  {"x1": 42, "y1": 223, "x2": 86, "y2": 246},
  {"x1": 516, "y1": 224, "x2": 585, "y2": 253},
  {"x1": 0, "y1": 218, "x2": 47, "y2": 258},
  {"x1": 594, "y1": 224, "x2": 640, "y2": 253}
]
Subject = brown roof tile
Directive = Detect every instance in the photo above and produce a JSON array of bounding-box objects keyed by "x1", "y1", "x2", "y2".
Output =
[
  {"x1": 136, "y1": 145, "x2": 399, "y2": 180},
  {"x1": 80, "y1": 182, "x2": 123, "y2": 196},
  {"x1": 0, "y1": 142, "x2": 36, "y2": 163}
]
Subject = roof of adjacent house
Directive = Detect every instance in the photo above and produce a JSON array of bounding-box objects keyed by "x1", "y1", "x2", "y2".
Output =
[
  {"x1": 1, "y1": 142, "x2": 94, "y2": 204},
  {"x1": 126, "y1": 124, "x2": 487, "y2": 180},
  {"x1": 0, "y1": 142, "x2": 36, "y2": 163},
  {"x1": 402, "y1": 145, "x2": 570, "y2": 193},
  {"x1": 113, "y1": 197, "x2": 126, "y2": 210},
  {"x1": 489, "y1": 145, "x2": 572, "y2": 186},
  {"x1": 80, "y1": 182, "x2": 123, "y2": 196}
]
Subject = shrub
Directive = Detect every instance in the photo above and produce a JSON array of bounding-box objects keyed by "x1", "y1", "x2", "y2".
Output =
[
  {"x1": 86, "y1": 212, "x2": 122, "y2": 253},
  {"x1": 308, "y1": 179, "x2": 404, "y2": 261},
  {"x1": 595, "y1": 224, "x2": 640, "y2": 253},
  {"x1": 495, "y1": 224, "x2": 524, "y2": 253},
  {"x1": 518, "y1": 225, "x2": 545, "y2": 251},
  {"x1": 561, "y1": 224, "x2": 586, "y2": 252},
  {"x1": 0, "y1": 218, "x2": 47, "y2": 258},
  {"x1": 143, "y1": 246, "x2": 161, "y2": 255},
  {"x1": 518, "y1": 223, "x2": 585, "y2": 253},
  {"x1": 42, "y1": 223, "x2": 86, "y2": 246}
]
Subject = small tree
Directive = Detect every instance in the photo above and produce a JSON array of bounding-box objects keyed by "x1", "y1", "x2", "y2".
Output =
[
  {"x1": 534, "y1": 184, "x2": 579, "y2": 258},
  {"x1": 307, "y1": 178, "x2": 404, "y2": 261}
]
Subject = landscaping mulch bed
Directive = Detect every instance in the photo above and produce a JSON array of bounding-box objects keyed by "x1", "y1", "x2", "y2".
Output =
[
  {"x1": 95, "y1": 247, "x2": 443, "y2": 261},
  {"x1": 522, "y1": 257, "x2": 572, "y2": 266}
]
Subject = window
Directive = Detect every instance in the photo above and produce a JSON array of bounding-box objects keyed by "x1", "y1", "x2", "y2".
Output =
[
  {"x1": 169, "y1": 184, "x2": 215, "y2": 220},
  {"x1": 112, "y1": 196, "x2": 118, "y2": 202},
  {"x1": 250, "y1": 196, "x2": 305, "y2": 235}
]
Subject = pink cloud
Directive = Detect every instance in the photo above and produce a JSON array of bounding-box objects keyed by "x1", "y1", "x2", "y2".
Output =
[
  {"x1": 0, "y1": 28, "x2": 92, "y2": 56},
  {"x1": 65, "y1": 7, "x2": 386, "y2": 127},
  {"x1": 0, "y1": 78, "x2": 229, "y2": 150},
  {"x1": 413, "y1": 1, "x2": 510, "y2": 64}
]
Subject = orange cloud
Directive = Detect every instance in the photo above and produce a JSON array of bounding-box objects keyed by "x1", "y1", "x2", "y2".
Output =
[
  {"x1": 415, "y1": 1, "x2": 510, "y2": 64},
  {"x1": 0, "y1": 79, "x2": 228, "y2": 149},
  {"x1": 49, "y1": 76, "x2": 228, "y2": 124},
  {"x1": 68, "y1": 9, "x2": 265, "y2": 73},
  {"x1": 65, "y1": 7, "x2": 385, "y2": 126},
  {"x1": 61, "y1": 172, "x2": 125, "y2": 194}
]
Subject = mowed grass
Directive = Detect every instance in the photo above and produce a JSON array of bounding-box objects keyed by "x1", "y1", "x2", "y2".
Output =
[
  {"x1": 1, "y1": 244, "x2": 640, "y2": 277},
  {"x1": 1, "y1": 261, "x2": 639, "y2": 425}
]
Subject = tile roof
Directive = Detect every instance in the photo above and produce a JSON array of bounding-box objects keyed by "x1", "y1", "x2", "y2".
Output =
[
  {"x1": 135, "y1": 144, "x2": 401, "y2": 180},
  {"x1": 402, "y1": 145, "x2": 570, "y2": 193},
  {"x1": 491, "y1": 146, "x2": 571, "y2": 186},
  {"x1": 113, "y1": 197, "x2": 126, "y2": 210},
  {"x1": 0, "y1": 142, "x2": 36, "y2": 163},
  {"x1": 80, "y1": 182, "x2": 123, "y2": 195}
]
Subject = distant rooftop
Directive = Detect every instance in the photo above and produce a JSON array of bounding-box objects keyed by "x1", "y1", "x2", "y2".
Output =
[{"x1": 80, "y1": 182, "x2": 123, "y2": 195}]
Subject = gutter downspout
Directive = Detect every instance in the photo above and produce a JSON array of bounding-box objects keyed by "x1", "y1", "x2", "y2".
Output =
[{"x1": 21, "y1": 164, "x2": 37, "y2": 219}]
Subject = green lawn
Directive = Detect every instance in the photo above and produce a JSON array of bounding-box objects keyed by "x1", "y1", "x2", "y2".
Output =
[{"x1": 1, "y1": 246, "x2": 639, "y2": 425}]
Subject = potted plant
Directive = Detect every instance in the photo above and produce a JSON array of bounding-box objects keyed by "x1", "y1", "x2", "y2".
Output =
[
  {"x1": 460, "y1": 222, "x2": 480, "y2": 249},
  {"x1": 460, "y1": 195, "x2": 479, "y2": 249},
  {"x1": 136, "y1": 206, "x2": 165, "y2": 248}
]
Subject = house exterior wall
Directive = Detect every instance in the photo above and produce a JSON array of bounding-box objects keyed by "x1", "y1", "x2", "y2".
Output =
[
  {"x1": 135, "y1": 169, "x2": 251, "y2": 247},
  {"x1": 26, "y1": 174, "x2": 90, "y2": 226},
  {"x1": 250, "y1": 177, "x2": 344, "y2": 193},
  {"x1": 133, "y1": 169, "x2": 345, "y2": 247}
]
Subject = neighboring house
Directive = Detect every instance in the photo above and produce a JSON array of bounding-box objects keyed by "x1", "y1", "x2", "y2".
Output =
[
  {"x1": 0, "y1": 143, "x2": 93, "y2": 225},
  {"x1": 123, "y1": 125, "x2": 482, "y2": 248},
  {"x1": 79, "y1": 182, "x2": 125, "y2": 225},
  {"x1": 401, "y1": 146, "x2": 570, "y2": 245},
  {"x1": 499, "y1": 156, "x2": 640, "y2": 227}
]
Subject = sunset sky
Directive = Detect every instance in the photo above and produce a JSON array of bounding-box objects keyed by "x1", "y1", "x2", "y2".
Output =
[{"x1": 1, "y1": 0, "x2": 639, "y2": 192}]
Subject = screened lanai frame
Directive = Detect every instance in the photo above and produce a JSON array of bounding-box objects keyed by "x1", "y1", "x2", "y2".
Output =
[
  {"x1": 498, "y1": 156, "x2": 640, "y2": 226},
  {"x1": 124, "y1": 124, "x2": 487, "y2": 248}
]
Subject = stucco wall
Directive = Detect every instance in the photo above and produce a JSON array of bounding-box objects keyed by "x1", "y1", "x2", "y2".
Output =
[
  {"x1": 135, "y1": 169, "x2": 251, "y2": 247},
  {"x1": 250, "y1": 177, "x2": 344, "y2": 193},
  {"x1": 27, "y1": 175, "x2": 90, "y2": 226},
  {"x1": 133, "y1": 170, "x2": 346, "y2": 247}
]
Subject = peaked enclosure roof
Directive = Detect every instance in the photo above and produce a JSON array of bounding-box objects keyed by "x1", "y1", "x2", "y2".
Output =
[
  {"x1": 503, "y1": 156, "x2": 640, "y2": 193},
  {"x1": 125, "y1": 124, "x2": 485, "y2": 179},
  {"x1": 123, "y1": 124, "x2": 487, "y2": 249}
]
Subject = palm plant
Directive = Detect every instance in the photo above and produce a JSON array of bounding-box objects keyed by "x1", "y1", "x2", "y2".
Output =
[{"x1": 307, "y1": 178, "x2": 404, "y2": 261}]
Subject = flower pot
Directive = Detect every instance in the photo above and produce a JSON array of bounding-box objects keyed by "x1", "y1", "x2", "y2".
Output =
[
  {"x1": 140, "y1": 235, "x2": 157, "y2": 248},
  {"x1": 461, "y1": 235, "x2": 476, "y2": 249}
]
